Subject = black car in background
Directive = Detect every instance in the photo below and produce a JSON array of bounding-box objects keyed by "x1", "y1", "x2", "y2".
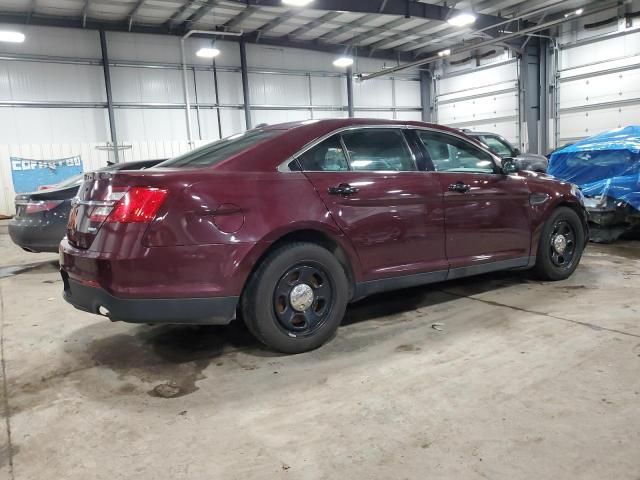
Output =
[
  {"x1": 464, "y1": 130, "x2": 549, "y2": 173},
  {"x1": 9, "y1": 159, "x2": 163, "y2": 252}
]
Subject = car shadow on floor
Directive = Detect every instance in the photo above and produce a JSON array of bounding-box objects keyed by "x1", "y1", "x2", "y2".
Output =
[
  {"x1": 68, "y1": 270, "x2": 530, "y2": 370},
  {"x1": 15, "y1": 269, "x2": 532, "y2": 405}
]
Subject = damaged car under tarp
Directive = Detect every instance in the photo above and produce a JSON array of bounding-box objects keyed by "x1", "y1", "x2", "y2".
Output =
[{"x1": 548, "y1": 126, "x2": 640, "y2": 243}]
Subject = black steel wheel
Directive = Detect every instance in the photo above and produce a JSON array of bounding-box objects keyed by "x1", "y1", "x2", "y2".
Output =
[
  {"x1": 242, "y1": 242, "x2": 349, "y2": 354},
  {"x1": 534, "y1": 206, "x2": 585, "y2": 281},
  {"x1": 549, "y1": 220, "x2": 577, "y2": 269},
  {"x1": 273, "y1": 263, "x2": 334, "y2": 336}
]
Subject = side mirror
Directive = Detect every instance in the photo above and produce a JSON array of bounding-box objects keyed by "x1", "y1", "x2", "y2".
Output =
[
  {"x1": 513, "y1": 148, "x2": 521, "y2": 156},
  {"x1": 501, "y1": 158, "x2": 519, "y2": 175}
]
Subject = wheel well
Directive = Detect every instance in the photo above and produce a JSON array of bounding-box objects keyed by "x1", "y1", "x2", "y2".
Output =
[{"x1": 245, "y1": 229, "x2": 357, "y2": 300}]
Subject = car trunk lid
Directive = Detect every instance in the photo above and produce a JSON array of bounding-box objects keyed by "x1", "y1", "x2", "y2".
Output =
[{"x1": 67, "y1": 170, "x2": 168, "y2": 249}]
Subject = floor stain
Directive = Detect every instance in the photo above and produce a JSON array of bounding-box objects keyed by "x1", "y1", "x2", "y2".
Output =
[
  {"x1": 87, "y1": 323, "x2": 259, "y2": 398},
  {"x1": 0, "y1": 260, "x2": 58, "y2": 279}
]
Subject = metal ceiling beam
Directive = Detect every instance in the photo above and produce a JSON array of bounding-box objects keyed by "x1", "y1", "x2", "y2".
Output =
[
  {"x1": 181, "y1": 0, "x2": 227, "y2": 28},
  {"x1": 342, "y1": 17, "x2": 415, "y2": 46},
  {"x1": 0, "y1": 12, "x2": 413, "y2": 62},
  {"x1": 287, "y1": 11, "x2": 342, "y2": 38},
  {"x1": 166, "y1": 0, "x2": 203, "y2": 27},
  {"x1": 220, "y1": 0, "x2": 505, "y2": 28},
  {"x1": 223, "y1": 6, "x2": 258, "y2": 28},
  {"x1": 360, "y1": 0, "x2": 616, "y2": 80},
  {"x1": 127, "y1": 0, "x2": 147, "y2": 31},
  {"x1": 316, "y1": 13, "x2": 377, "y2": 42},
  {"x1": 257, "y1": 11, "x2": 299, "y2": 35},
  {"x1": 403, "y1": 0, "x2": 571, "y2": 55}
]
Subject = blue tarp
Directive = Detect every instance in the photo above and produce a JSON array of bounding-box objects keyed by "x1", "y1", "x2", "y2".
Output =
[{"x1": 547, "y1": 126, "x2": 640, "y2": 211}]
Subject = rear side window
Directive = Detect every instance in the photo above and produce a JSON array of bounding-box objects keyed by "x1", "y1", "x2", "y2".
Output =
[
  {"x1": 479, "y1": 135, "x2": 514, "y2": 157},
  {"x1": 297, "y1": 135, "x2": 350, "y2": 171},
  {"x1": 342, "y1": 129, "x2": 416, "y2": 172},
  {"x1": 158, "y1": 130, "x2": 280, "y2": 168},
  {"x1": 417, "y1": 130, "x2": 496, "y2": 174}
]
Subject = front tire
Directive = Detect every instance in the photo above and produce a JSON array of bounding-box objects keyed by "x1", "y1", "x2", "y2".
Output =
[
  {"x1": 242, "y1": 242, "x2": 349, "y2": 354},
  {"x1": 533, "y1": 207, "x2": 585, "y2": 281}
]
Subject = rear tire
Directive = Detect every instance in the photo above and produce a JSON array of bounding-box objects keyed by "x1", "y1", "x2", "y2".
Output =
[
  {"x1": 533, "y1": 207, "x2": 585, "y2": 281},
  {"x1": 242, "y1": 242, "x2": 349, "y2": 354}
]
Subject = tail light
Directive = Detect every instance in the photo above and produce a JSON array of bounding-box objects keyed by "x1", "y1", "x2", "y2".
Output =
[
  {"x1": 87, "y1": 187, "x2": 168, "y2": 224},
  {"x1": 22, "y1": 200, "x2": 64, "y2": 214}
]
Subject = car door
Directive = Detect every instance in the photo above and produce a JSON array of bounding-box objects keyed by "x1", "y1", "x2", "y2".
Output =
[
  {"x1": 414, "y1": 129, "x2": 532, "y2": 274},
  {"x1": 298, "y1": 127, "x2": 447, "y2": 282}
]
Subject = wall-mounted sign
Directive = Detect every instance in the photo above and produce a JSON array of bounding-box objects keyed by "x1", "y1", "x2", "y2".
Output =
[{"x1": 10, "y1": 155, "x2": 83, "y2": 193}]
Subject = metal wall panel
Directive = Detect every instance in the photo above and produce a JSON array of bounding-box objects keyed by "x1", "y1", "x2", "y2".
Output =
[
  {"x1": 110, "y1": 66, "x2": 190, "y2": 104},
  {"x1": 310, "y1": 76, "x2": 345, "y2": 107},
  {"x1": 557, "y1": 28, "x2": 640, "y2": 144},
  {"x1": 252, "y1": 109, "x2": 311, "y2": 126},
  {"x1": 0, "y1": 60, "x2": 105, "y2": 102},
  {"x1": 249, "y1": 72, "x2": 310, "y2": 106},
  {"x1": 215, "y1": 71, "x2": 244, "y2": 105},
  {"x1": 353, "y1": 78, "x2": 393, "y2": 108},
  {"x1": 0, "y1": 107, "x2": 109, "y2": 144},
  {"x1": 435, "y1": 59, "x2": 520, "y2": 144}
]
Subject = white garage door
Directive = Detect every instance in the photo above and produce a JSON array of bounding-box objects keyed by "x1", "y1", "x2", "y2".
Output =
[
  {"x1": 557, "y1": 30, "x2": 640, "y2": 145},
  {"x1": 435, "y1": 60, "x2": 520, "y2": 145}
]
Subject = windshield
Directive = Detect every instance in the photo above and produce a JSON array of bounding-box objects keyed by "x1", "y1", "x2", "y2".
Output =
[
  {"x1": 158, "y1": 130, "x2": 281, "y2": 168},
  {"x1": 479, "y1": 135, "x2": 515, "y2": 157}
]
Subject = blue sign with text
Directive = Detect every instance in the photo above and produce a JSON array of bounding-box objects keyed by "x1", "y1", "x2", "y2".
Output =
[{"x1": 10, "y1": 156, "x2": 83, "y2": 193}]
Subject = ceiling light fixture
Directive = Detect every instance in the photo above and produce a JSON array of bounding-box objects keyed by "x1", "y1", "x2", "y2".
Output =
[
  {"x1": 196, "y1": 47, "x2": 221, "y2": 58},
  {"x1": 565, "y1": 8, "x2": 584, "y2": 18},
  {"x1": 0, "y1": 31, "x2": 25, "y2": 43},
  {"x1": 438, "y1": 49, "x2": 451, "y2": 57},
  {"x1": 333, "y1": 56, "x2": 354, "y2": 68},
  {"x1": 447, "y1": 13, "x2": 476, "y2": 27},
  {"x1": 282, "y1": 0, "x2": 314, "y2": 6}
]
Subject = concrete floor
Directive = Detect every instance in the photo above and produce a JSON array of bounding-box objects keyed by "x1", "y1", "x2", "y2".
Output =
[{"x1": 0, "y1": 220, "x2": 639, "y2": 480}]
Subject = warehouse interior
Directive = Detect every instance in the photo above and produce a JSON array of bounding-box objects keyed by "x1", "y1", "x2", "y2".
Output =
[{"x1": 0, "y1": 0, "x2": 639, "y2": 478}]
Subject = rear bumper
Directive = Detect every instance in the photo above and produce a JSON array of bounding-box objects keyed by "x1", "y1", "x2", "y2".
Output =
[
  {"x1": 8, "y1": 221, "x2": 64, "y2": 253},
  {"x1": 61, "y1": 270, "x2": 238, "y2": 325}
]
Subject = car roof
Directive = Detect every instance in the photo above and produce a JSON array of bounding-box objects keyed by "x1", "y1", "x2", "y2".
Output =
[{"x1": 212, "y1": 118, "x2": 486, "y2": 172}]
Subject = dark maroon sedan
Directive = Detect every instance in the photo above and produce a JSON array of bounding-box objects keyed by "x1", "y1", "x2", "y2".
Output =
[{"x1": 60, "y1": 119, "x2": 587, "y2": 353}]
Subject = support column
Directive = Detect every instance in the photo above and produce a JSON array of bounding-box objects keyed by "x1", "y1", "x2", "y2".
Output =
[
  {"x1": 99, "y1": 30, "x2": 119, "y2": 163},
  {"x1": 519, "y1": 44, "x2": 541, "y2": 154},
  {"x1": 420, "y1": 69, "x2": 433, "y2": 123},
  {"x1": 239, "y1": 39, "x2": 252, "y2": 130},
  {"x1": 346, "y1": 66, "x2": 354, "y2": 118},
  {"x1": 539, "y1": 39, "x2": 550, "y2": 155}
]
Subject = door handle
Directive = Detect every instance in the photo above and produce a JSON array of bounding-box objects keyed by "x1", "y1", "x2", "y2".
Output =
[
  {"x1": 448, "y1": 182, "x2": 471, "y2": 193},
  {"x1": 328, "y1": 183, "x2": 359, "y2": 196}
]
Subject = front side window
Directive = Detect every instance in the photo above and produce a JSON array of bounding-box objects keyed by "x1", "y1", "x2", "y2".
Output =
[
  {"x1": 341, "y1": 129, "x2": 417, "y2": 172},
  {"x1": 479, "y1": 135, "x2": 515, "y2": 158},
  {"x1": 297, "y1": 135, "x2": 350, "y2": 172},
  {"x1": 418, "y1": 131, "x2": 497, "y2": 174},
  {"x1": 158, "y1": 130, "x2": 281, "y2": 168}
]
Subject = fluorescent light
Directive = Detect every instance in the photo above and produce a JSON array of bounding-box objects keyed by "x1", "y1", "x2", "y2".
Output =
[
  {"x1": 196, "y1": 47, "x2": 221, "y2": 58},
  {"x1": 565, "y1": 8, "x2": 584, "y2": 18},
  {"x1": 0, "y1": 31, "x2": 25, "y2": 43},
  {"x1": 447, "y1": 13, "x2": 477, "y2": 27},
  {"x1": 438, "y1": 49, "x2": 451, "y2": 57},
  {"x1": 282, "y1": 0, "x2": 313, "y2": 6},
  {"x1": 333, "y1": 56, "x2": 354, "y2": 68}
]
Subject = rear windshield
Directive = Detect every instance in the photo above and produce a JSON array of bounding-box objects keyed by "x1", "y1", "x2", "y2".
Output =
[{"x1": 157, "y1": 130, "x2": 281, "y2": 168}]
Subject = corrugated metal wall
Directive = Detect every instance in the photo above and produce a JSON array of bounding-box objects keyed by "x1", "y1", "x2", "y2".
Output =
[
  {"x1": 556, "y1": 19, "x2": 640, "y2": 145},
  {"x1": 434, "y1": 54, "x2": 521, "y2": 145},
  {"x1": 0, "y1": 25, "x2": 422, "y2": 215}
]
